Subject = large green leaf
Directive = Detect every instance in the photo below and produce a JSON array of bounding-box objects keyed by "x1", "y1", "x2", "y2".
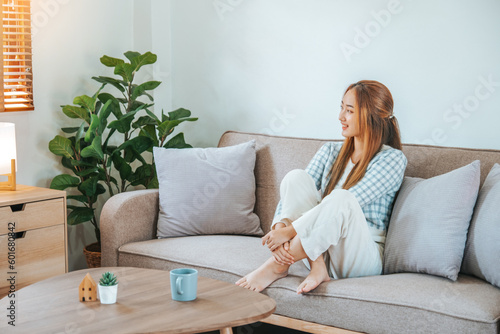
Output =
[
  {"x1": 102, "y1": 129, "x2": 117, "y2": 152},
  {"x1": 92, "y1": 76, "x2": 126, "y2": 92},
  {"x1": 84, "y1": 114, "x2": 100, "y2": 143},
  {"x1": 61, "y1": 157, "x2": 77, "y2": 173},
  {"x1": 49, "y1": 135, "x2": 74, "y2": 158},
  {"x1": 129, "y1": 101, "x2": 150, "y2": 113},
  {"x1": 158, "y1": 120, "x2": 182, "y2": 138},
  {"x1": 108, "y1": 114, "x2": 135, "y2": 134},
  {"x1": 123, "y1": 146, "x2": 146, "y2": 164},
  {"x1": 100, "y1": 55, "x2": 125, "y2": 67},
  {"x1": 73, "y1": 95, "x2": 96, "y2": 113},
  {"x1": 124, "y1": 51, "x2": 141, "y2": 62},
  {"x1": 112, "y1": 154, "x2": 132, "y2": 180},
  {"x1": 164, "y1": 132, "x2": 192, "y2": 149},
  {"x1": 129, "y1": 164, "x2": 153, "y2": 187},
  {"x1": 108, "y1": 103, "x2": 149, "y2": 134},
  {"x1": 131, "y1": 52, "x2": 157, "y2": 72},
  {"x1": 98, "y1": 99, "x2": 113, "y2": 134},
  {"x1": 67, "y1": 207, "x2": 95, "y2": 226},
  {"x1": 81, "y1": 135, "x2": 104, "y2": 160},
  {"x1": 98, "y1": 93, "x2": 122, "y2": 118},
  {"x1": 114, "y1": 62, "x2": 134, "y2": 83},
  {"x1": 115, "y1": 136, "x2": 153, "y2": 155},
  {"x1": 133, "y1": 116, "x2": 156, "y2": 129},
  {"x1": 157, "y1": 109, "x2": 197, "y2": 138},
  {"x1": 78, "y1": 176, "x2": 99, "y2": 197},
  {"x1": 50, "y1": 174, "x2": 80, "y2": 190},
  {"x1": 62, "y1": 105, "x2": 90, "y2": 123},
  {"x1": 139, "y1": 124, "x2": 159, "y2": 148},
  {"x1": 147, "y1": 174, "x2": 159, "y2": 189},
  {"x1": 146, "y1": 109, "x2": 160, "y2": 123},
  {"x1": 61, "y1": 127, "x2": 81, "y2": 134},
  {"x1": 74, "y1": 167, "x2": 99, "y2": 178},
  {"x1": 74, "y1": 123, "x2": 86, "y2": 152},
  {"x1": 168, "y1": 108, "x2": 191, "y2": 120},
  {"x1": 131, "y1": 81, "x2": 161, "y2": 100}
]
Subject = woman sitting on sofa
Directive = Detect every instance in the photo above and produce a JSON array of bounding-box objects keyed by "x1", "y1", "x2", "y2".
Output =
[{"x1": 236, "y1": 80, "x2": 408, "y2": 294}]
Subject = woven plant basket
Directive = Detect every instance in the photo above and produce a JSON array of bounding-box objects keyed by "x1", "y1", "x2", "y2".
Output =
[{"x1": 83, "y1": 242, "x2": 101, "y2": 268}]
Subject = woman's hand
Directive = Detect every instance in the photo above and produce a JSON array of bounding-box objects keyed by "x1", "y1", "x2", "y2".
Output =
[
  {"x1": 272, "y1": 241, "x2": 295, "y2": 265},
  {"x1": 262, "y1": 225, "x2": 297, "y2": 251}
]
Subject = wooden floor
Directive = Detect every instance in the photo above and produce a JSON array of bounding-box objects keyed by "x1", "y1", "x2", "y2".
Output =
[{"x1": 202, "y1": 322, "x2": 308, "y2": 334}]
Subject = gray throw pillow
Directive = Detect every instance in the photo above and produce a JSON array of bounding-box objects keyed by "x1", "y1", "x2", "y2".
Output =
[
  {"x1": 384, "y1": 160, "x2": 480, "y2": 281},
  {"x1": 153, "y1": 140, "x2": 262, "y2": 238},
  {"x1": 461, "y1": 163, "x2": 500, "y2": 288}
]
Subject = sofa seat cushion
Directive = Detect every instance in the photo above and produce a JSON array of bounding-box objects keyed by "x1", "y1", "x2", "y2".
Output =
[
  {"x1": 267, "y1": 273, "x2": 500, "y2": 333},
  {"x1": 118, "y1": 236, "x2": 500, "y2": 334},
  {"x1": 118, "y1": 235, "x2": 311, "y2": 282}
]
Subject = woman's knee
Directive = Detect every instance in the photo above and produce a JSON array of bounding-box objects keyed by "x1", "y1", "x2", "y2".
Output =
[
  {"x1": 282, "y1": 169, "x2": 309, "y2": 182},
  {"x1": 281, "y1": 169, "x2": 315, "y2": 190},
  {"x1": 322, "y1": 189, "x2": 357, "y2": 207}
]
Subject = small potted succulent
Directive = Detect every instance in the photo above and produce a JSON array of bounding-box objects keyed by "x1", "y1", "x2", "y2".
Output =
[{"x1": 98, "y1": 271, "x2": 118, "y2": 304}]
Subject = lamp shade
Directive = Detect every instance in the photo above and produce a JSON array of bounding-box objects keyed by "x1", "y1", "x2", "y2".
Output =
[{"x1": 0, "y1": 123, "x2": 17, "y2": 174}]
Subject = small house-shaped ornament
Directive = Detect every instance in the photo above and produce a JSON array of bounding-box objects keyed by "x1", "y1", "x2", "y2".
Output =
[{"x1": 79, "y1": 273, "x2": 97, "y2": 302}]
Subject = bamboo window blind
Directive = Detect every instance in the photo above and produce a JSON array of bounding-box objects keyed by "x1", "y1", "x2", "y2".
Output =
[{"x1": 1, "y1": 0, "x2": 33, "y2": 112}]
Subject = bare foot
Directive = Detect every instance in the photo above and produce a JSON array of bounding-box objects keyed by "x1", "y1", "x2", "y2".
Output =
[
  {"x1": 296, "y1": 261, "x2": 331, "y2": 294},
  {"x1": 236, "y1": 257, "x2": 289, "y2": 292}
]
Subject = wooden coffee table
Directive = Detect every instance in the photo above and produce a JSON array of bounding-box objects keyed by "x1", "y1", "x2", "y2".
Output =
[{"x1": 0, "y1": 267, "x2": 276, "y2": 333}]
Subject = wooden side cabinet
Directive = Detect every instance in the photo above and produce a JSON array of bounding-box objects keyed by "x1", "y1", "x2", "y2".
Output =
[{"x1": 0, "y1": 185, "x2": 68, "y2": 298}]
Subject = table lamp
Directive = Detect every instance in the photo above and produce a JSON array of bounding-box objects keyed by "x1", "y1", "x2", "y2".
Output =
[{"x1": 0, "y1": 122, "x2": 17, "y2": 191}]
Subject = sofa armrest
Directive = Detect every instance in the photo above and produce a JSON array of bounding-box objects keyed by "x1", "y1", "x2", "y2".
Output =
[{"x1": 100, "y1": 189, "x2": 159, "y2": 267}]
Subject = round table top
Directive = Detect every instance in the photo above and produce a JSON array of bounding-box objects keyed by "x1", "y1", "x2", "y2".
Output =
[{"x1": 0, "y1": 267, "x2": 276, "y2": 333}]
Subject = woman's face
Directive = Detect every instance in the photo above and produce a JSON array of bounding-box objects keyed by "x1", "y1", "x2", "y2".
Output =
[{"x1": 339, "y1": 89, "x2": 360, "y2": 138}]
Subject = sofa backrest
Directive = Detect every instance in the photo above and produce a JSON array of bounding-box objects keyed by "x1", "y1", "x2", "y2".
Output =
[{"x1": 218, "y1": 131, "x2": 500, "y2": 233}]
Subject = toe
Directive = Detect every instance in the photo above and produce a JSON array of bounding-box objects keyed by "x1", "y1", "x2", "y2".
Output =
[
  {"x1": 235, "y1": 277, "x2": 246, "y2": 285},
  {"x1": 296, "y1": 282, "x2": 306, "y2": 294}
]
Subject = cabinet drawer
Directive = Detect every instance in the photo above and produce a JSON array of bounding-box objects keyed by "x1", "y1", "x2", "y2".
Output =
[
  {"x1": 0, "y1": 224, "x2": 66, "y2": 296},
  {"x1": 0, "y1": 198, "x2": 65, "y2": 234}
]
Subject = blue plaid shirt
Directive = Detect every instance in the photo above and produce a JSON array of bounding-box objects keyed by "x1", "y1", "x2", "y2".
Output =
[{"x1": 273, "y1": 142, "x2": 407, "y2": 238}]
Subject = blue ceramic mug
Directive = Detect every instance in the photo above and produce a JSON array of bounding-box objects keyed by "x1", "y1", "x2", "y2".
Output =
[{"x1": 170, "y1": 268, "x2": 198, "y2": 301}]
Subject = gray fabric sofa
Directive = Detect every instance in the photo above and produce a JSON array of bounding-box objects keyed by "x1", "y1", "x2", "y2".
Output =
[{"x1": 101, "y1": 131, "x2": 500, "y2": 334}]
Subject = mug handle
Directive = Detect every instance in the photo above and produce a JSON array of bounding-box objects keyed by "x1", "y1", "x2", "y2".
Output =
[{"x1": 176, "y1": 277, "x2": 184, "y2": 295}]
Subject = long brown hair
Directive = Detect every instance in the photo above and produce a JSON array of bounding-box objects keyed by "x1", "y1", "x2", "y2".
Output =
[{"x1": 323, "y1": 80, "x2": 402, "y2": 197}]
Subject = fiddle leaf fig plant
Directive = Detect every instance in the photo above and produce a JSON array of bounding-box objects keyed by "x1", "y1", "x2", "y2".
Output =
[{"x1": 49, "y1": 51, "x2": 197, "y2": 247}]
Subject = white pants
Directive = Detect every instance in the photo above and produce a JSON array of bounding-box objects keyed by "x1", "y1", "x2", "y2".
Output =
[{"x1": 278, "y1": 169, "x2": 383, "y2": 279}]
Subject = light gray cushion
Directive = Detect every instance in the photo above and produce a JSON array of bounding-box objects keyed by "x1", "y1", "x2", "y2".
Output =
[
  {"x1": 462, "y1": 163, "x2": 500, "y2": 288},
  {"x1": 384, "y1": 160, "x2": 480, "y2": 281},
  {"x1": 153, "y1": 140, "x2": 262, "y2": 238}
]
